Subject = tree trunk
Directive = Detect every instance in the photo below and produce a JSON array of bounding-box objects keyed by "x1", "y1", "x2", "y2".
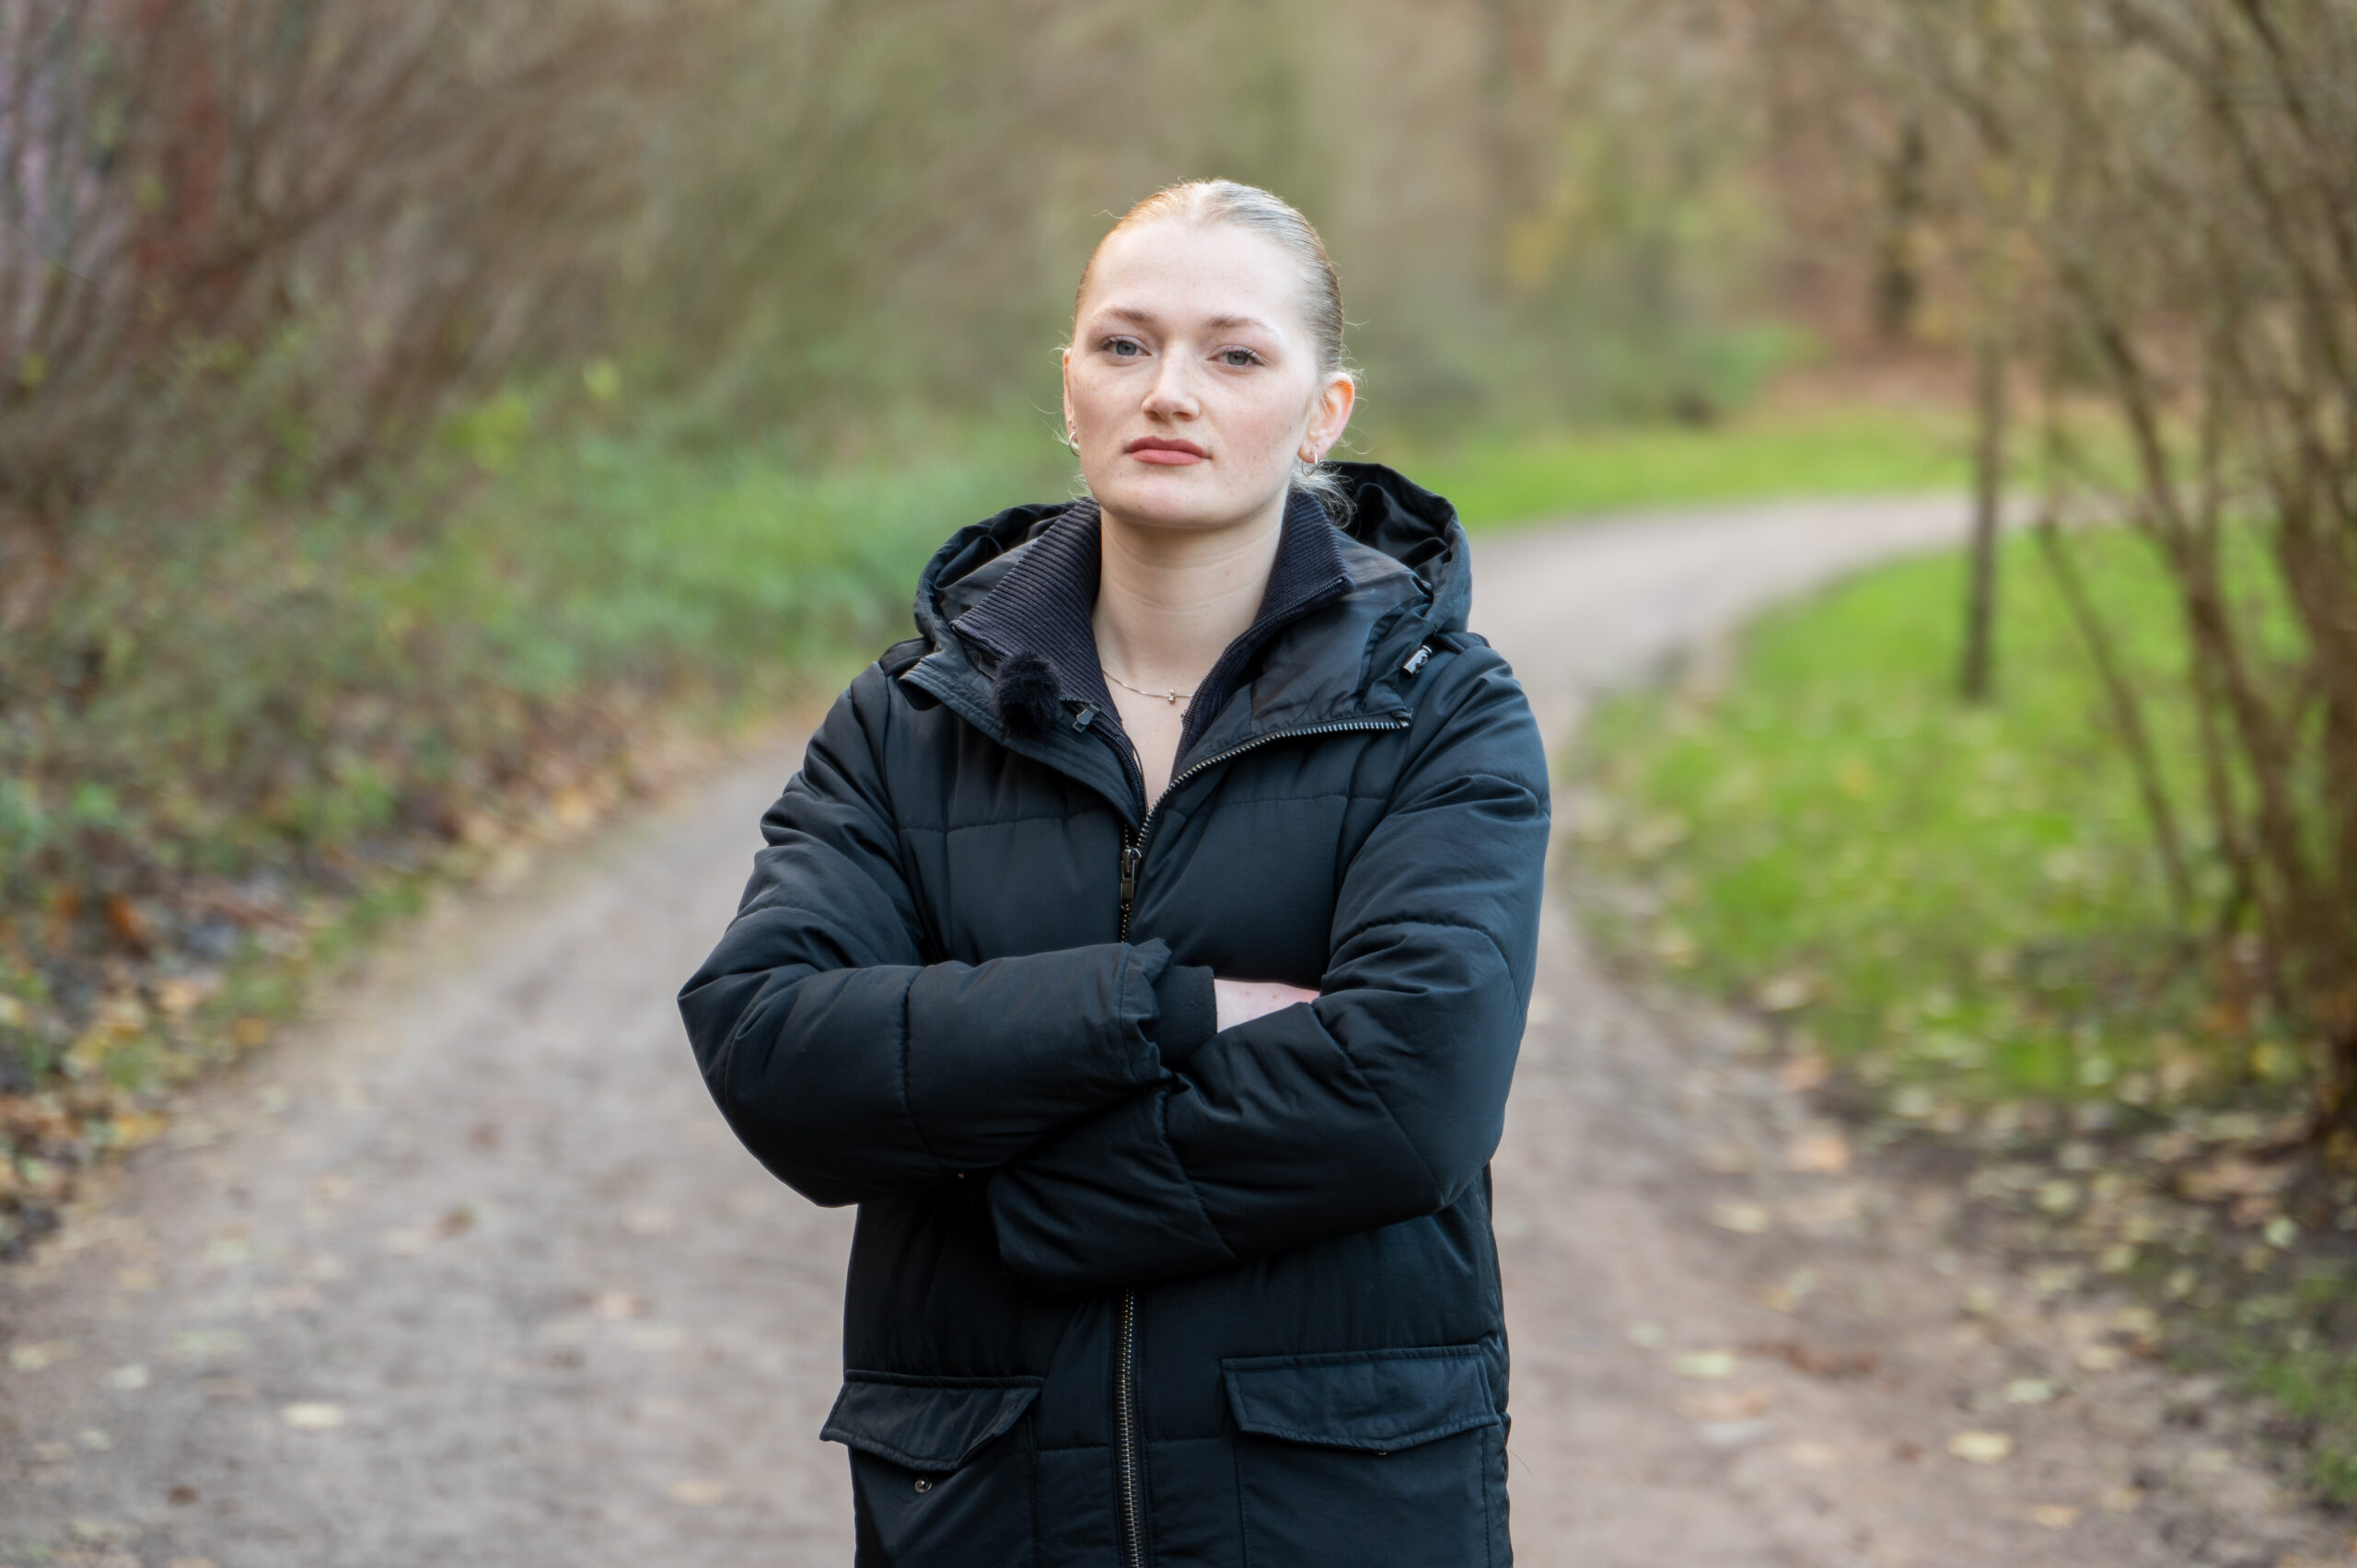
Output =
[{"x1": 1959, "y1": 323, "x2": 2006, "y2": 703}]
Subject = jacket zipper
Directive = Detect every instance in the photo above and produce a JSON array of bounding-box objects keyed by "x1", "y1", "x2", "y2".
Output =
[
  {"x1": 1113, "y1": 714, "x2": 1408, "y2": 941},
  {"x1": 1116, "y1": 1290, "x2": 1144, "y2": 1568},
  {"x1": 1107, "y1": 712, "x2": 1408, "y2": 1567}
]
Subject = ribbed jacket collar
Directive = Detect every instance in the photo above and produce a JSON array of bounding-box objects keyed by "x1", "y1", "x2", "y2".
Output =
[{"x1": 950, "y1": 490, "x2": 1351, "y2": 755}]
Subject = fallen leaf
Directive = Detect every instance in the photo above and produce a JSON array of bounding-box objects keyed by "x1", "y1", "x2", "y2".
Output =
[
  {"x1": 9, "y1": 1342, "x2": 64, "y2": 1372},
  {"x1": 2003, "y1": 1377, "x2": 2058, "y2": 1405},
  {"x1": 171, "y1": 1329, "x2": 243, "y2": 1363},
  {"x1": 1747, "y1": 1339, "x2": 1879, "y2": 1378},
  {"x1": 2074, "y1": 1344, "x2": 2125, "y2": 1374},
  {"x1": 106, "y1": 1365, "x2": 149, "y2": 1391},
  {"x1": 1756, "y1": 1268, "x2": 1817, "y2": 1314},
  {"x1": 1756, "y1": 974, "x2": 1815, "y2": 1013},
  {"x1": 1695, "y1": 1418, "x2": 1771, "y2": 1447},
  {"x1": 1673, "y1": 1350, "x2": 1740, "y2": 1380},
  {"x1": 1677, "y1": 1384, "x2": 1777, "y2": 1422},
  {"x1": 156, "y1": 976, "x2": 216, "y2": 1017},
  {"x1": 1783, "y1": 1186, "x2": 1862, "y2": 1228},
  {"x1": 280, "y1": 1402, "x2": 345, "y2": 1431},
  {"x1": 1947, "y1": 1430, "x2": 2014, "y2": 1464},
  {"x1": 1785, "y1": 1131, "x2": 1851, "y2": 1174},
  {"x1": 668, "y1": 1479, "x2": 730, "y2": 1506},
  {"x1": 1709, "y1": 1201, "x2": 1773, "y2": 1235},
  {"x1": 2096, "y1": 1486, "x2": 2142, "y2": 1514},
  {"x1": 1786, "y1": 1440, "x2": 1842, "y2": 1469},
  {"x1": 2028, "y1": 1504, "x2": 2080, "y2": 1528},
  {"x1": 104, "y1": 892, "x2": 151, "y2": 947},
  {"x1": 1777, "y1": 1052, "x2": 1829, "y2": 1093}
]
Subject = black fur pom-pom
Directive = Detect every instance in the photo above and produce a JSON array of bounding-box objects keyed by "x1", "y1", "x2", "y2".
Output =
[{"x1": 992, "y1": 652, "x2": 1062, "y2": 740}]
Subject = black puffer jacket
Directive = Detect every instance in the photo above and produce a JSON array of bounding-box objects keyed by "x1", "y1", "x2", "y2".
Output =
[{"x1": 679, "y1": 465, "x2": 1549, "y2": 1568}]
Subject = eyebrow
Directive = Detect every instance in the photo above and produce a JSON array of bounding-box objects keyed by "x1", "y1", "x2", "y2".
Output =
[{"x1": 1093, "y1": 306, "x2": 1281, "y2": 336}]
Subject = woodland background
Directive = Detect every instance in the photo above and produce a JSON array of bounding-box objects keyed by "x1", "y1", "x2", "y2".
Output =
[{"x1": 2, "y1": 0, "x2": 2353, "y2": 1499}]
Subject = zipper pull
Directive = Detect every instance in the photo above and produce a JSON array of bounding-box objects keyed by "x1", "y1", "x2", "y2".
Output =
[
  {"x1": 1401, "y1": 643, "x2": 1433, "y2": 678},
  {"x1": 1073, "y1": 704, "x2": 1097, "y2": 731},
  {"x1": 1119, "y1": 838, "x2": 1141, "y2": 910}
]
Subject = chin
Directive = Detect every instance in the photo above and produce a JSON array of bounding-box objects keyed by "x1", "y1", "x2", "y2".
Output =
[{"x1": 1090, "y1": 466, "x2": 1276, "y2": 533}]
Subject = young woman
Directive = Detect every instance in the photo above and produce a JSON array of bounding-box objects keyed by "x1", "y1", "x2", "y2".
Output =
[{"x1": 680, "y1": 180, "x2": 1549, "y2": 1568}]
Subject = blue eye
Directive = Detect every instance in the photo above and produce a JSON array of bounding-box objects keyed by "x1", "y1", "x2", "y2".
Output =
[
  {"x1": 1105, "y1": 338, "x2": 1143, "y2": 358},
  {"x1": 1221, "y1": 349, "x2": 1259, "y2": 367}
]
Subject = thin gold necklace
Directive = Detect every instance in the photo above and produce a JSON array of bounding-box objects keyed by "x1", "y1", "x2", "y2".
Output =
[{"x1": 1101, "y1": 665, "x2": 1194, "y2": 706}]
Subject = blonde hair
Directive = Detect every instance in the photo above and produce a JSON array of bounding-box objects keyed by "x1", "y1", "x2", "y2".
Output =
[{"x1": 1076, "y1": 179, "x2": 1358, "y2": 517}]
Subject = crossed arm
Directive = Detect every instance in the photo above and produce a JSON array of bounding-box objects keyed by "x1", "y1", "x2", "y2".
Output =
[{"x1": 679, "y1": 654, "x2": 1549, "y2": 1286}]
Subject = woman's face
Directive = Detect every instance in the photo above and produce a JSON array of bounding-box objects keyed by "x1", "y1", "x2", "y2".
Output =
[{"x1": 1064, "y1": 220, "x2": 1353, "y2": 534}]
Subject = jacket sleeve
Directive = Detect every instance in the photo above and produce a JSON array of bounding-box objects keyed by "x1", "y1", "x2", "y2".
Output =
[
  {"x1": 677, "y1": 665, "x2": 1213, "y2": 1208},
  {"x1": 984, "y1": 648, "x2": 1550, "y2": 1291}
]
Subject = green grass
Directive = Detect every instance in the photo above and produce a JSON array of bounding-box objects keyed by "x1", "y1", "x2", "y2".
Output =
[
  {"x1": 0, "y1": 412, "x2": 1066, "y2": 1227},
  {"x1": 1573, "y1": 523, "x2": 2357, "y2": 1503},
  {"x1": 1388, "y1": 404, "x2": 1972, "y2": 531},
  {"x1": 2224, "y1": 1260, "x2": 2357, "y2": 1503},
  {"x1": 1572, "y1": 525, "x2": 2301, "y2": 1109}
]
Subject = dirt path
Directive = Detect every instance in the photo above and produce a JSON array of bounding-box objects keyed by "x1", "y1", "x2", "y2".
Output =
[{"x1": 4, "y1": 496, "x2": 2346, "y2": 1567}]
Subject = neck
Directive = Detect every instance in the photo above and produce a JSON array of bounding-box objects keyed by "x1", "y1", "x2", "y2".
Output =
[{"x1": 1091, "y1": 493, "x2": 1287, "y2": 690}]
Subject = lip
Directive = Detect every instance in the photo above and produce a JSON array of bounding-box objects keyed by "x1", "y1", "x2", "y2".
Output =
[{"x1": 1123, "y1": 436, "x2": 1209, "y2": 466}]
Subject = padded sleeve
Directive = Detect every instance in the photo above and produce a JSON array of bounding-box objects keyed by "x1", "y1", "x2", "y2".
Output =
[
  {"x1": 986, "y1": 648, "x2": 1550, "y2": 1288},
  {"x1": 679, "y1": 665, "x2": 1189, "y2": 1207}
]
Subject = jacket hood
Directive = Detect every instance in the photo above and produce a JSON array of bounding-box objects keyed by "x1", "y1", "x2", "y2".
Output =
[
  {"x1": 896, "y1": 463, "x2": 1471, "y2": 816},
  {"x1": 909, "y1": 462, "x2": 1468, "y2": 651}
]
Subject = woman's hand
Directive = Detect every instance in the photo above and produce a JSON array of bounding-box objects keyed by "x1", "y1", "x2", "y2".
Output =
[{"x1": 1213, "y1": 977, "x2": 1319, "y2": 1032}]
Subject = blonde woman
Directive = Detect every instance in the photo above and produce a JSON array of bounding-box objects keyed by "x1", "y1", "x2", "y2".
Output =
[{"x1": 682, "y1": 180, "x2": 1547, "y2": 1567}]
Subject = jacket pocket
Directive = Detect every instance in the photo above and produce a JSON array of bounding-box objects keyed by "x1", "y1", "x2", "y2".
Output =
[
  {"x1": 1224, "y1": 1344, "x2": 1507, "y2": 1568},
  {"x1": 823, "y1": 1372, "x2": 1041, "y2": 1567}
]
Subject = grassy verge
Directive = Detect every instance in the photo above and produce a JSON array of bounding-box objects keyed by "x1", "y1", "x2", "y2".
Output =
[
  {"x1": 0, "y1": 410, "x2": 1067, "y2": 1250},
  {"x1": 0, "y1": 395, "x2": 1981, "y2": 1255},
  {"x1": 1387, "y1": 403, "x2": 1971, "y2": 531},
  {"x1": 1570, "y1": 527, "x2": 2357, "y2": 1501}
]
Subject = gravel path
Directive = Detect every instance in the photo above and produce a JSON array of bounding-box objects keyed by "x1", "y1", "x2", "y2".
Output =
[{"x1": 5, "y1": 495, "x2": 2346, "y2": 1567}]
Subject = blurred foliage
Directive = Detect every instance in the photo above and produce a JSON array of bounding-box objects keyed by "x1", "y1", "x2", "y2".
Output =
[
  {"x1": 0, "y1": 0, "x2": 1822, "y2": 538},
  {"x1": 1805, "y1": 0, "x2": 2357, "y2": 1142},
  {"x1": 0, "y1": 406, "x2": 1064, "y2": 1250},
  {"x1": 1574, "y1": 527, "x2": 2302, "y2": 1112},
  {"x1": 1574, "y1": 523, "x2": 2357, "y2": 1499},
  {"x1": 0, "y1": 0, "x2": 1919, "y2": 1240}
]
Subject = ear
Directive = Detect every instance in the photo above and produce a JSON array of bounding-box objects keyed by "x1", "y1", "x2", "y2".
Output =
[
  {"x1": 1303, "y1": 371, "x2": 1356, "y2": 463},
  {"x1": 1060, "y1": 346, "x2": 1076, "y2": 435}
]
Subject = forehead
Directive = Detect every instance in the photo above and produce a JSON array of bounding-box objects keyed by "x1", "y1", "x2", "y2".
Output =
[{"x1": 1078, "y1": 218, "x2": 1309, "y2": 336}]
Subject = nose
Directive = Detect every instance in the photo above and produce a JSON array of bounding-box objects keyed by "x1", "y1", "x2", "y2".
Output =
[{"x1": 1140, "y1": 353, "x2": 1201, "y2": 421}]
